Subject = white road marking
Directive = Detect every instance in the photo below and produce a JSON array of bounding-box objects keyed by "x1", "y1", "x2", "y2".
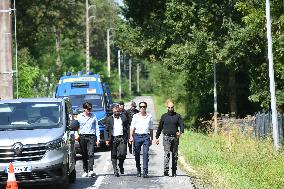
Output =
[{"x1": 90, "y1": 157, "x2": 111, "y2": 188}]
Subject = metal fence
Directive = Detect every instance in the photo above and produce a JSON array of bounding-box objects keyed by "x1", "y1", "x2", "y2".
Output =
[
  {"x1": 255, "y1": 112, "x2": 284, "y2": 142},
  {"x1": 219, "y1": 112, "x2": 284, "y2": 143}
]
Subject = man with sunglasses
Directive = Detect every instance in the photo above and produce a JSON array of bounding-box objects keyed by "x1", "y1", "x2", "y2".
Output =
[
  {"x1": 104, "y1": 105, "x2": 129, "y2": 177},
  {"x1": 77, "y1": 102, "x2": 100, "y2": 177},
  {"x1": 155, "y1": 100, "x2": 184, "y2": 177},
  {"x1": 129, "y1": 101, "x2": 153, "y2": 178}
]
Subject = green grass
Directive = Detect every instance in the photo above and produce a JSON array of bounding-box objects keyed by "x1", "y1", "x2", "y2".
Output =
[
  {"x1": 179, "y1": 130, "x2": 284, "y2": 189},
  {"x1": 152, "y1": 94, "x2": 284, "y2": 189}
]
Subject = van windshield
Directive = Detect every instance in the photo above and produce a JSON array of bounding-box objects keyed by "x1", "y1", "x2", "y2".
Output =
[
  {"x1": 0, "y1": 102, "x2": 61, "y2": 130},
  {"x1": 67, "y1": 94, "x2": 104, "y2": 112}
]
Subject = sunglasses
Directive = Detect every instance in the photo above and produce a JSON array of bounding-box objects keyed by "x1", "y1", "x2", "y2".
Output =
[
  {"x1": 87, "y1": 108, "x2": 92, "y2": 111},
  {"x1": 139, "y1": 106, "x2": 147, "y2": 108},
  {"x1": 168, "y1": 106, "x2": 174, "y2": 109}
]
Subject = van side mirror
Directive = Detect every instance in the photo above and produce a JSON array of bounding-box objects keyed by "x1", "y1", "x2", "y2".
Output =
[{"x1": 69, "y1": 120, "x2": 79, "y2": 131}]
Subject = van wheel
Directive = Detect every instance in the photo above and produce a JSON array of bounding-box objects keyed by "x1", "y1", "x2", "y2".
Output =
[
  {"x1": 59, "y1": 176, "x2": 70, "y2": 189},
  {"x1": 69, "y1": 169, "x2": 76, "y2": 183}
]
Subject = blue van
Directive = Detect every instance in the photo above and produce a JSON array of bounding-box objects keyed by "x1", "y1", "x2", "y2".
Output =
[{"x1": 55, "y1": 71, "x2": 113, "y2": 149}]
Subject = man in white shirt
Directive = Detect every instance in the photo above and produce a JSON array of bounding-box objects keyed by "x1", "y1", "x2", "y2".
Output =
[
  {"x1": 129, "y1": 101, "x2": 153, "y2": 178},
  {"x1": 104, "y1": 105, "x2": 129, "y2": 177},
  {"x1": 77, "y1": 102, "x2": 100, "y2": 178}
]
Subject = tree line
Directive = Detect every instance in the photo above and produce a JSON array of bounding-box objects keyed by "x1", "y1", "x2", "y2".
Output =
[
  {"x1": 115, "y1": 0, "x2": 284, "y2": 125},
  {"x1": 14, "y1": 0, "x2": 284, "y2": 126}
]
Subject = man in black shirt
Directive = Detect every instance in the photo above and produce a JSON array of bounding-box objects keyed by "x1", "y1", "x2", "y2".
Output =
[
  {"x1": 126, "y1": 101, "x2": 139, "y2": 154},
  {"x1": 156, "y1": 100, "x2": 184, "y2": 177}
]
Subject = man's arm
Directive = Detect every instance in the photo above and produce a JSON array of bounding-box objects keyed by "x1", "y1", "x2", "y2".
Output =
[
  {"x1": 176, "y1": 114, "x2": 184, "y2": 137},
  {"x1": 129, "y1": 115, "x2": 136, "y2": 144},
  {"x1": 129, "y1": 127, "x2": 134, "y2": 144},
  {"x1": 95, "y1": 118, "x2": 100, "y2": 146},
  {"x1": 155, "y1": 115, "x2": 164, "y2": 139},
  {"x1": 104, "y1": 117, "x2": 111, "y2": 145}
]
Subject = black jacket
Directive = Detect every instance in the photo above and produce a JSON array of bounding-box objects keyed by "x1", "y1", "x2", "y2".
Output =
[
  {"x1": 156, "y1": 112, "x2": 184, "y2": 139},
  {"x1": 104, "y1": 114, "x2": 129, "y2": 141}
]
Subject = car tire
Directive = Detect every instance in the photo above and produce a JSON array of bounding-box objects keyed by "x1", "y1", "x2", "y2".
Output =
[
  {"x1": 69, "y1": 169, "x2": 76, "y2": 183},
  {"x1": 57, "y1": 163, "x2": 70, "y2": 189},
  {"x1": 58, "y1": 176, "x2": 69, "y2": 189}
]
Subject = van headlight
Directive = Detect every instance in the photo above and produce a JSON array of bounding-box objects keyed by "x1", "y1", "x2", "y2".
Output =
[{"x1": 46, "y1": 138, "x2": 64, "y2": 150}]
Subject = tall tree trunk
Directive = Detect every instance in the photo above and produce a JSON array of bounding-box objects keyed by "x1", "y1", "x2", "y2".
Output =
[
  {"x1": 229, "y1": 71, "x2": 237, "y2": 117},
  {"x1": 54, "y1": 27, "x2": 61, "y2": 67}
]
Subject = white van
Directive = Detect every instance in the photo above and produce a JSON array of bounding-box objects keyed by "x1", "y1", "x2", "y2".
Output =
[{"x1": 0, "y1": 98, "x2": 79, "y2": 189}]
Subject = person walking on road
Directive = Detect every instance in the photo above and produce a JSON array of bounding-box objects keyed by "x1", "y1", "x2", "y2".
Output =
[
  {"x1": 104, "y1": 105, "x2": 129, "y2": 177},
  {"x1": 77, "y1": 102, "x2": 100, "y2": 177},
  {"x1": 118, "y1": 101, "x2": 129, "y2": 119},
  {"x1": 156, "y1": 100, "x2": 184, "y2": 177},
  {"x1": 129, "y1": 101, "x2": 153, "y2": 178},
  {"x1": 126, "y1": 101, "x2": 139, "y2": 154}
]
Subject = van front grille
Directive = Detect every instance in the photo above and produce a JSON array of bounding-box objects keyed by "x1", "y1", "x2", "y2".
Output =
[{"x1": 0, "y1": 144, "x2": 46, "y2": 163}]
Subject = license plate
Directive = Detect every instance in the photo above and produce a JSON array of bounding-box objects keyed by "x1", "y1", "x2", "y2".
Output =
[{"x1": 5, "y1": 165, "x2": 32, "y2": 173}]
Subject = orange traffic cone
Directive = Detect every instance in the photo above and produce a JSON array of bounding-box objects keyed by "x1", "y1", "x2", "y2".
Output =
[{"x1": 6, "y1": 162, "x2": 18, "y2": 189}]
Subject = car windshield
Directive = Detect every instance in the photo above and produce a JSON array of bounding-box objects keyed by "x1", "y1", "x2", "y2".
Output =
[
  {"x1": 0, "y1": 102, "x2": 61, "y2": 130},
  {"x1": 68, "y1": 94, "x2": 104, "y2": 112}
]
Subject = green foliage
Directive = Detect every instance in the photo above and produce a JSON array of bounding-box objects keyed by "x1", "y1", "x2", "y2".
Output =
[
  {"x1": 180, "y1": 130, "x2": 284, "y2": 189},
  {"x1": 120, "y1": 0, "x2": 284, "y2": 119},
  {"x1": 17, "y1": 48, "x2": 40, "y2": 98},
  {"x1": 14, "y1": 0, "x2": 122, "y2": 98}
]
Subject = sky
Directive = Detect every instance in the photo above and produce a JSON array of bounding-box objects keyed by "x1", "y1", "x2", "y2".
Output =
[{"x1": 114, "y1": 0, "x2": 124, "y2": 6}]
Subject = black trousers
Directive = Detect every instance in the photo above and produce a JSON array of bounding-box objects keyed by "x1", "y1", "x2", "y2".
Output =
[
  {"x1": 111, "y1": 136, "x2": 127, "y2": 171},
  {"x1": 163, "y1": 135, "x2": 179, "y2": 172},
  {"x1": 79, "y1": 134, "x2": 96, "y2": 172}
]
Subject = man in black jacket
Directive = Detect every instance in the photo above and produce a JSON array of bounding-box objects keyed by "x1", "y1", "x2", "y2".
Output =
[
  {"x1": 156, "y1": 100, "x2": 184, "y2": 177},
  {"x1": 126, "y1": 101, "x2": 139, "y2": 154},
  {"x1": 104, "y1": 105, "x2": 129, "y2": 177}
]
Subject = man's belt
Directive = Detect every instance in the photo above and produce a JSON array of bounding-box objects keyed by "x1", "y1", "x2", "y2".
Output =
[
  {"x1": 164, "y1": 133, "x2": 176, "y2": 137},
  {"x1": 113, "y1": 135, "x2": 124, "y2": 138},
  {"x1": 135, "y1": 133, "x2": 149, "y2": 136}
]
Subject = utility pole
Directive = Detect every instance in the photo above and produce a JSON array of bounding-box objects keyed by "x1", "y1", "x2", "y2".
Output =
[
  {"x1": 85, "y1": 0, "x2": 90, "y2": 73},
  {"x1": 0, "y1": 0, "x2": 13, "y2": 99},
  {"x1": 85, "y1": 0, "x2": 95, "y2": 73},
  {"x1": 118, "y1": 50, "x2": 121, "y2": 100},
  {"x1": 107, "y1": 28, "x2": 111, "y2": 77},
  {"x1": 107, "y1": 28, "x2": 114, "y2": 78},
  {"x1": 13, "y1": 0, "x2": 18, "y2": 99},
  {"x1": 213, "y1": 46, "x2": 218, "y2": 134},
  {"x1": 265, "y1": 0, "x2": 280, "y2": 150},
  {"x1": 137, "y1": 63, "x2": 140, "y2": 93},
  {"x1": 129, "y1": 58, "x2": 132, "y2": 96}
]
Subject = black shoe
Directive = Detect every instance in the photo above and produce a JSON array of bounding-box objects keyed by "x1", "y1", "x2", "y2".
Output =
[
  {"x1": 164, "y1": 171, "x2": 169, "y2": 176},
  {"x1": 143, "y1": 173, "x2": 149, "y2": 178},
  {"x1": 137, "y1": 171, "x2": 141, "y2": 177},
  {"x1": 120, "y1": 168, "x2": 124, "y2": 174},
  {"x1": 114, "y1": 171, "x2": 120, "y2": 177}
]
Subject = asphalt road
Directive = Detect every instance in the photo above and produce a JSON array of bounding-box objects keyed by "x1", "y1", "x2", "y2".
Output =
[{"x1": 70, "y1": 96, "x2": 195, "y2": 189}]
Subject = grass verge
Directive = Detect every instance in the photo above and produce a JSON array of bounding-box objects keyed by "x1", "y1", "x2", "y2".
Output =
[
  {"x1": 180, "y1": 130, "x2": 284, "y2": 189},
  {"x1": 152, "y1": 94, "x2": 284, "y2": 189}
]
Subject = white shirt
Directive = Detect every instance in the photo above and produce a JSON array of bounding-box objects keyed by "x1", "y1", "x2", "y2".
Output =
[
  {"x1": 130, "y1": 112, "x2": 153, "y2": 134},
  {"x1": 77, "y1": 112, "x2": 100, "y2": 140},
  {"x1": 113, "y1": 116, "x2": 123, "y2": 136}
]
